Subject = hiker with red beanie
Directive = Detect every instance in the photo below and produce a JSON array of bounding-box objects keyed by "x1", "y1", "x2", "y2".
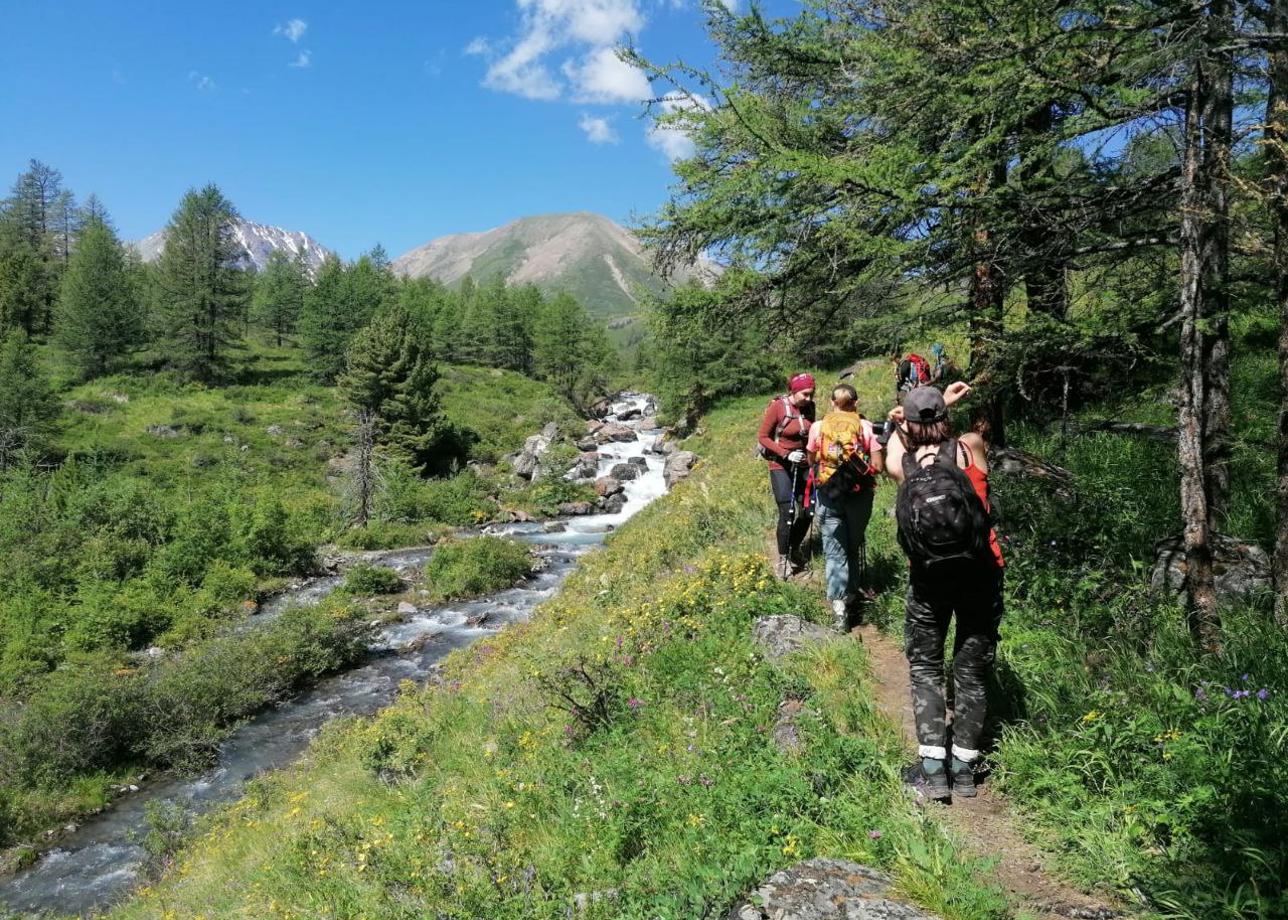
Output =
[{"x1": 758, "y1": 373, "x2": 816, "y2": 578}]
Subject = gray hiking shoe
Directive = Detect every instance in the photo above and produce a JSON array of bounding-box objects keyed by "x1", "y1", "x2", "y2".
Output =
[
  {"x1": 831, "y1": 598, "x2": 848, "y2": 632},
  {"x1": 949, "y1": 757, "x2": 977, "y2": 798},
  {"x1": 903, "y1": 758, "x2": 950, "y2": 801}
]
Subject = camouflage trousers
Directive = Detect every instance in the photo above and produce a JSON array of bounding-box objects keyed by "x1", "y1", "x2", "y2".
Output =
[{"x1": 905, "y1": 561, "x2": 1004, "y2": 762}]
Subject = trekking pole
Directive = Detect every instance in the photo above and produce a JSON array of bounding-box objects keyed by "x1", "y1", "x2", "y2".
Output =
[{"x1": 788, "y1": 460, "x2": 801, "y2": 531}]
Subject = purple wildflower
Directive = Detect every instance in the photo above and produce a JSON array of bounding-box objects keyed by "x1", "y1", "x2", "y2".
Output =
[
  {"x1": 676, "y1": 774, "x2": 691, "y2": 786},
  {"x1": 699, "y1": 774, "x2": 714, "y2": 788},
  {"x1": 1241, "y1": 673, "x2": 1250, "y2": 682},
  {"x1": 868, "y1": 830, "x2": 883, "y2": 840},
  {"x1": 1257, "y1": 688, "x2": 1270, "y2": 701},
  {"x1": 1195, "y1": 687, "x2": 1207, "y2": 701},
  {"x1": 1233, "y1": 690, "x2": 1250, "y2": 700},
  {"x1": 627, "y1": 697, "x2": 644, "y2": 711}
]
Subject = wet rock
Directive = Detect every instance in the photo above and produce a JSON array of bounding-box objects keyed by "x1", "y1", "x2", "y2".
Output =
[
  {"x1": 586, "y1": 419, "x2": 606, "y2": 435},
  {"x1": 729, "y1": 859, "x2": 938, "y2": 920},
  {"x1": 543, "y1": 522, "x2": 567, "y2": 533},
  {"x1": 568, "y1": 457, "x2": 599, "y2": 480},
  {"x1": 629, "y1": 456, "x2": 648, "y2": 470},
  {"x1": 610, "y1": 463, "x2": 641, "y2": 482},
  {"x1": 659, "y1": 439, "x2": 678, "y2": 456},
  {"x1": 772, "y1": 699, "x2": 808, "y2": 755},
  {"x1": 595, "y1": 476, "x2": 624, "y2": 498},
  {"x1": 638, "y1": 416, "x2": 660, "y2": 431},
  {"x1": 1151, "y1": 532, "x2": 1271, "y2": 602},
  {"x1": 588, "y1": 397, "x2": 613, "y2": 420},
  {"x1": 576, "y1": 437, "x2": 599, "y2": 452},
  {"x1": 752, "y1": 615, "x2": 834, "y2": 663},
  {"x1": 397, "y1": 601, "x2": 417, "y2": 615},
  {"x1": 597, "y1": 424, "x2": 637, "y2": 443},
  {"x1": 600, "y1": 493, "x2": 627, "y2": 515},
  {"x1": 615, "y1": 406, "x2": 643, "y2": 422},
  {"x1": 558, "y1": 501, "x2": 596, "y2": 516},
  {"x1": 663, "y1": 451, "x2": 698, "y2": 488},
  {"x1": 503, "y1": 509, "x2": 534, "y2": 523}
]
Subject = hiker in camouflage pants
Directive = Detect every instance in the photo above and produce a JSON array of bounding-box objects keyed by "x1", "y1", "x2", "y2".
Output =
[{"x1": 905, "y1": 560, "x2": 1004, "y2": 767}]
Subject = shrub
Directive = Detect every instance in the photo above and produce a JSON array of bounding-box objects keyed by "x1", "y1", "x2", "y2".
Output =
[
  {"x1": 423, "y1": 536, "x2": 532, "y2": 602},
  {"x1": 342, "y1": 563, "x2": 404, "y2": 595}
]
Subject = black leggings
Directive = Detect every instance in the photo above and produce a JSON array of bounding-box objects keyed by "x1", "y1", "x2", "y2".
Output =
[{"x1": 770, "y1": 466, "x2": 810, "y2": 558}]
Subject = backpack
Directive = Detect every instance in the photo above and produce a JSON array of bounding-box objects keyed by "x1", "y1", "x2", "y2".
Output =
[
  {"x1": 756, "y1": 396, "x2": 807, "y2": 461},
  {"x1": 896, "y1": 354, "x2": 930, "y2": 392},
  {"x1": 815, "y1": 411, "x2": 874, "y2": 500},
  {"x1": 895, "y1": 438, "x2": 992, "y2": 567}
]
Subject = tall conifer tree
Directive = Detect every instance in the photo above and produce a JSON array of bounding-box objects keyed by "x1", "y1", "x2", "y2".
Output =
[{"x1": 55, "y1": 215, "x2": 140, "y2": 377}]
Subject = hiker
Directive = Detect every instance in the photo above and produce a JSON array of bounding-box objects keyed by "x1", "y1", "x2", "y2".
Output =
[
  {"x1": 929, "y1": 343, "x2": 949, "y2": 383},
  {"x1": 884, "y1": 383, "x2": 1004, "y2": 800},
  {"x1": 894, "y1": 351, "x2": 932, "y2": 396},
  {"x1": 758, "y1": 373, "x2": 816, "y2": 578},
  {"x1": 807, "y1": 383, "x2": 884, "y2": 630}
]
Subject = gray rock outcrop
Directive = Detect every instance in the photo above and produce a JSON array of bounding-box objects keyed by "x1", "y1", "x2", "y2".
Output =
[
  {"x1": 752, "y1": 615, "x2": 834, "y2": 663},
  {"x1": 729, "y1": 860, "x2": 939, "y2": 920},
  {"x1": 663, "y1": 451, "x2": 698, "y2": 488},
  {"x1": 1151, "y1": 532, "x2": 1271, "y2": 602},
  {"x1": 595, "y1": 476, "x2": 624, "y2": 497},
  {"x1": 610, "y1": 463, "x2": 641, "y2": 482}
]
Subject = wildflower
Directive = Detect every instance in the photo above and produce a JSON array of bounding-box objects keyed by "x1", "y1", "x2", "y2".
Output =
[
  {"x1": 1241, "y1": 673, "x2": 1250, "y2": 682},
  {"x1": 627, "y1": 697, "x2": 644, "y2": 710},
  {"x1": 1257, "y1": 688, "x2": 1270, "y2": 701},
  {"x1": 1079, "y1": 709, "x2": 1102, "y2": 725},
  {"x1": 686, "y1": 813, "x2": 706, "y2": 827},
  {"x1": 868, "y1": 829, "x2": 883, "y2": 840},
  {"x1": 677, "y1": 774, "x2": 691, "y2": 785},
  {"x1": 1194, "y1": 687, "x2": 1207, "y2": 701},
  {"x1": 699, "y1": 774, "x2": 714, "y2": 788}
]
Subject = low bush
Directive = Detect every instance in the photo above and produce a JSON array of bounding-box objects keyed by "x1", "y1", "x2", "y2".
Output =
[
  {"x1": 342, "y1": 563, "x2": 404, "y2": 595},
  {"x1": 423, "y1": 536, "x2": 533, "y2": 602}
]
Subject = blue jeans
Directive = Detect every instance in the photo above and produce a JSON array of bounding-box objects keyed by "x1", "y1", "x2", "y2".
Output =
[{"x1": 816, "y1": 489, "x2": 874, "y2": 600}]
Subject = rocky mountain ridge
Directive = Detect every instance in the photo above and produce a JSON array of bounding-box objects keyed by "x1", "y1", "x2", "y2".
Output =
[{"x1": 133, "y1": 218, "x2": 332, "y2": 278}]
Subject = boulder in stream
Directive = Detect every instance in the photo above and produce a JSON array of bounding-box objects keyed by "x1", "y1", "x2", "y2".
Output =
[
  {"x1": 595, "y1": 476, "x2": 624, "y2": 497},
  {"x1": 597, "y1": 424, "x2": 637, "y2": 443},
  {"x1": 610, "y1": 462, "x2": 641, "y2": 482},
  {"x1": 600, "y1": 493, "x2": 627, "y2": 515},
  {"x1": 557, "y1": 501, "x2": 596, "y2": 516}
]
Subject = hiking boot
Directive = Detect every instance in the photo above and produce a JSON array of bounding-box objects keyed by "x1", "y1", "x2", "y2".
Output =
[
  {"x1": 949, "y1": 757, "x2": 977, "y2": 798},
  {"x1": 902, "y1": 757, "x2": 950, "y2": 801},
  {"x1": 831, "y1": 598, "x2": 848, "y2": 632},
  {"x1": 788, "y1": 548, "x2": 809, "y2": 575}
]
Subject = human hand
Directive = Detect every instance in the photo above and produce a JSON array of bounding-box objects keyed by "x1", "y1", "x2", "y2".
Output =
[
  {"x1": 886, "y1": 406, "x2": 905, "y2": 424},
  {"x1": 943, "y1": 381, "x2": 972, "y2": 406},
  {"x1": 786, "y1": 450, "x2": 806, "y2": 464}
]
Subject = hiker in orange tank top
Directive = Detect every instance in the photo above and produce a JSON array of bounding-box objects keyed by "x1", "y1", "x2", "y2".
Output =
[{"x1": 883, "y1": 382, "x2": 1003, "y2": 801}]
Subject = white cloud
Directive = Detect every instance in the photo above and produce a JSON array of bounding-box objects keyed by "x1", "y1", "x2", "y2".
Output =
[
  {"x1": 478, "y1": 0, "x2": 645, "y2": 101},
  {"x1": 274, "y1": 18, "x2": 308, "y2": 43},
  {"x1": 289, "y1": 49, "x2": 312, "y2": 68},
  {"x1": 646, "y1": 92, "x2": 708, "y2": 161},
  {"x1": 579, "y1": 113, "x2": 620, "y2": 144},
  {"x1": 563, "y1": 47, "x2": 650, "y2": 103},
  {"x1": 188, "y1": 70, "x2": 217, "y2": 92},
  {"x1": 717, "y1": 0, "x2": 739, "y2": 10}
]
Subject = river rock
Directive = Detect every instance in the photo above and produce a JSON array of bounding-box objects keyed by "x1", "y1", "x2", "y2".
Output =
[
  {"x1": 588, "y1": 397, "x2": 613, "y2": 420},
  {"x1": 597, "y1": 424, "x2": 637, "y2": 443},
  {"x1": 628, "y1": 456, "x2": 648, "y2": 471},
  {"x1": 540, "y1": 421, "x2": 559, "y2": 440},
  {"x1": 395, "y1": 601, "x2": 417, "y2": 615},
  {"x1": 638, "y1": 416, "x2": 660, "y2": 431},
  {"x1": 595, "y1": 476, "x2": 624, "y2": 497},
  {"x1": 615, "y1": 406, "x2": 643, "y2": 422},
  {"x1": 576, "y1": 437, "x2": 599, "y2": 452},
  {"x1": 663, "y1": 451, "x2": 698, "y2": 488},
  {"x1": 513, "y1": 428, "x2": 558, "y2": 481},
  {"x1": 568, "y1": 457, "x2": 599, "y2": 480},
  {"x1": 600, "y1": 493, "x2": 627, "y2": 515},
  {"x1": 728, "y1": 859, "x2": 939, "y2": 920},
  {"x1": 558, "y1": 501, "x2": 596, "y2": 516},
  {"x1": 586, "y1": 419, "x2": 606, "y2": 435},
  {"x1": 752, "y1": 615, "x2": 834, "y2": 662},
  {"x1": 610, "y1": 463, "x2": 641, "y2": 482},
  {"x1": 1151, "y1": 532, "x2": 1271, "y2": 602}
]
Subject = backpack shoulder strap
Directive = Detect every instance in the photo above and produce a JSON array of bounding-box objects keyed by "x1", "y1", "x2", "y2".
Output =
[{"x1": 936, "y1": 438, "x2": 960, "y2": 471}]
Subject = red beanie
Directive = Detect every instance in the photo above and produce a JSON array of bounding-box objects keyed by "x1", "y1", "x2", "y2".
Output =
[{"x1": 788, "y1": 373, "x2": 815, "y2": 393}]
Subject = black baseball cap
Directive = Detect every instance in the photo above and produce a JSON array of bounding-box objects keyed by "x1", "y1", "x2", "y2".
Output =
[{"x1": 903, "y1": 386, "x2": 947, "y2": 423}]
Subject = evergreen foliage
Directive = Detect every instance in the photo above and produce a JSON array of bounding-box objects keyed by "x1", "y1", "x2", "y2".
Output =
[
  {"x1": 55, "y1": 215, "x2": 142, "y2": 377},
  {"x1": 0, "y1": 329, "x2": 59, "y2": 469},
  {"x1": 340, "y1": 304, "x2": 452, "y2": 473},
  {"x1": 154, "y1": 185, "x2": 248, "y2": 381},
  {"x1": 251, "y1": 249, "x2": 307, "y2": 346}
]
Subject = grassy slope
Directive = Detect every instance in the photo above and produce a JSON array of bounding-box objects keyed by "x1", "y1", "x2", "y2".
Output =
[{"x1": 106, "y1": 366, "x2": 1011, "y2": 920}]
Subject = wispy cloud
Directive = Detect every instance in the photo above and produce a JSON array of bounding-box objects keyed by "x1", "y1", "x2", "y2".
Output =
[
  {"x1": 579, "y1": 113, "x2": 620, "y2": 144},
  {"x1": 274, "y1": 18, "x2": 308, "y2": 43},
  {"x1": 474, "y1": 0, "x2": 648, "y2": 102},
  {"x1": 646, "y1": 92, "x2": 708, "y2": 161},
  {"x1": 188, "y1": 70, "x2": 217, "y2": 92},
  {"x1": 289, "y1": 49, "x2": 312, "y2": 69},
  {"x1": 564, "y1": 47, "x2": 650, "y2": 103}
]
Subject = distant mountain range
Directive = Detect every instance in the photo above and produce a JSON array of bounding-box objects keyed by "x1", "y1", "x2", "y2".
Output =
[
  {"x1": 392, "y1": 212, "x2": 718, "y2": 318},
  {"x1": 133, "y1": 211, "x2": 715, "y2": 317},
  {"x1": 133, "y1": 218, "x2": 332, "y2": 278}
]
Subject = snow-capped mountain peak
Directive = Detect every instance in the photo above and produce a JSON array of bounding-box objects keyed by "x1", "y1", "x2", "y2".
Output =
[{"x1": 133, "y1": 218, "x2": 332, "y2": 278}]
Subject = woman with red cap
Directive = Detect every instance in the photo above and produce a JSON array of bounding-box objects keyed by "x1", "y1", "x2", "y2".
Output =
[{"x1": 758, "y1": 373, "x2": 816, "y2": 578}]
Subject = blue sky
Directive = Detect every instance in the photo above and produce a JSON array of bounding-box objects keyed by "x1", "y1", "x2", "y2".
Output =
[{"x1": 1, "y1": 0, "x2": 787, "y2": 258}]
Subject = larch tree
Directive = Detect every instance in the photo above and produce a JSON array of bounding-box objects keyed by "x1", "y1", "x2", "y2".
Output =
[
  {"x1": 0, "y1": 329, "x2": 59, "y2": 470},
  {"x1": 55, "y1": 215, "x2": 141, "y2": 377},
  {"x1": 253, "y1": 249, "x2": 308, "y2": 346}
]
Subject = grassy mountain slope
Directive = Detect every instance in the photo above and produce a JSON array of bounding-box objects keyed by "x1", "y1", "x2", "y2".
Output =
[{"x1": 393, "y1": 213, "x2": 712, "y2": 320}]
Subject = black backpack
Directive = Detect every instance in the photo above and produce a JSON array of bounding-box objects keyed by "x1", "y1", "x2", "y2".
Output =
[{"x1": 895, "y1": 439, "x2": 992, "y2": 567}]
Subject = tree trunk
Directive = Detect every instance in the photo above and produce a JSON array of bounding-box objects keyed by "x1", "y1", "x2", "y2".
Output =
[
  {"x1": 1201, "y1": 0, "x2": 1234, "y2": 525},
  {"x1": 1178, "y1": 79, "x2": 1221, "y2": 652},
  {"x1": 354, "y1": 408, "x2": 377, "y2": 527},
  {"x1": 1020, "y1": 102, "x2": 1068, "y2": 320},
  {"x1": 1268, "y1": 0, "x2": 1288, "y2": 626},
  {"x1": 969, "y1": 160, "x2": 1009, "y2": 446}
]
